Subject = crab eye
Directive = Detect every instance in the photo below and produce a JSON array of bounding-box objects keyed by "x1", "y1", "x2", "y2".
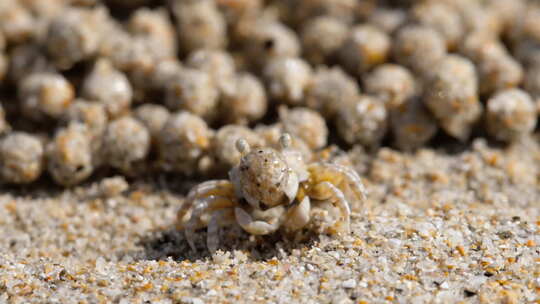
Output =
[
  {"x1": 235, "y1": 138, "x2": 250, "y2": 155},
  {"x1": 279, "y1": 133, "x2": 291, "y2": 150}
]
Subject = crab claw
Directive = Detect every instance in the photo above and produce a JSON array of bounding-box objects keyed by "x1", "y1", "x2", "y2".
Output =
[
  {"x1": 235, "y1": 207, "x2": 280, "y2": 235},
  {"x1": 284, "y1": 196, "x2": 311, "y2": 231}
]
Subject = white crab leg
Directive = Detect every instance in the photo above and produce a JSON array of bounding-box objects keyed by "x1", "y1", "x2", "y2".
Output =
[
  {"x1": 206, "y1": 209, "x2": 233, "y2": 253},
  {"x1": 309, "y1": 163, "x2": 367, "y2": 201},
  {"x1": 186, "y1": 180, "x2": 234, "y2": 200},
  {"x1": 184, "y1": 198, "x2": 211, "y2": 251},
  {"x1": 234, "y1": 207, "x2": 281, "y2": 235},
  {"x1": 311, "y1": 181, "x2": 351, "y2": 234},
  {"x1": 184, "y1": 222, "x2": 197, "y2": 252},
  {"x1": 184, "y1": 195, "x2": 236, "y2": 251},
  {"x1": 177, "y1": 179, "x2": 234, "y2": 225}
]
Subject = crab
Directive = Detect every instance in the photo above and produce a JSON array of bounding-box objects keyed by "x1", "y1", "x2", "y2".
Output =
[{"x1": 176, "y1": 134, "x2": 367, "y2": 252}]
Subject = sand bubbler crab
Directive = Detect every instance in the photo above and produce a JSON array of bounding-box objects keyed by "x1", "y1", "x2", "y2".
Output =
[{"x1": 177, "y1": 133, "x2": 367, "y2": 252}]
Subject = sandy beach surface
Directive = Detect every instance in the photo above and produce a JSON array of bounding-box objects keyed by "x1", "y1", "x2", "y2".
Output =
[{"x1": 0, "y1": 138, "x2": 538, "y2": 304}]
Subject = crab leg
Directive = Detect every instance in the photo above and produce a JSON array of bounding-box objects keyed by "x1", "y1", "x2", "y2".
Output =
[
  {"x1": 308, "y1": 163, "x2": 367, "y2": 202},
  {"x1": 310, "y1": 181, "x2": 351, "y2": 234},
  {"x1": 234, "y1": 207, "x2": 283, "y2": 235},
  {"x1": 177, "y1": 180, "x2": 235, "y2": 226},
  {"x1": 207, "y1": 209, "x2": 235, "y2": 253},
  {"x1": 183, "y1": 195, "x2": 237, "y2": 251},
  {"x1": 178, "y1": 193, "x2": 237, "y2": 230}
]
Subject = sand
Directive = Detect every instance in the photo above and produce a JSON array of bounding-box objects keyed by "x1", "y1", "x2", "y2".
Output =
[{"x1": 0, "y1": 138, "x2": 539, "y2": 304}]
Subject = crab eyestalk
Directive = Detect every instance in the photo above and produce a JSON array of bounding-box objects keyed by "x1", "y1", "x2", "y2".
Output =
[
  {"x1": 279, "y1": 133, "x2": 292, "y2": 151},
  {"x1": 235, "y1": 138, "x2": 250, "y2": 156}
]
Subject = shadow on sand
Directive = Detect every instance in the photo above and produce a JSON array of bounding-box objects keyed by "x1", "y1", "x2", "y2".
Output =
[{"x1": 125, "y1": 225, "x2": 320, "y2": 262}]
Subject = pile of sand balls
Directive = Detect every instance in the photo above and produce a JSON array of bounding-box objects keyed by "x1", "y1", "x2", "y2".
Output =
[{"x1": 0, "y1": 0, "x2": 540, "y2": 186}]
